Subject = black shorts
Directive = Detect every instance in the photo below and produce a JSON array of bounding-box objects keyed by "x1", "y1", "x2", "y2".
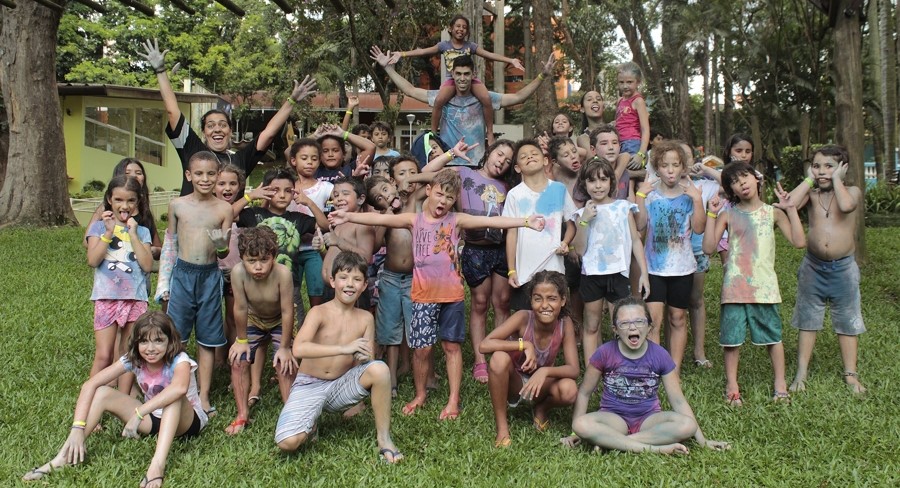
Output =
[
  {"x1": 149, "y1": 411, "x2": 202, "y2": 439},
  {"x1": 564, "y1": 258, "x2": 581, "y2": 289},
  {"x1": 509, "y1": 286, "x2": 530, "y2": 312},
  {"x1": 647, "y1": 274, "x2": 693, "y2": 309},
  {"x1": 581, "y1": 273, "x2": 631, "y2": 303},
  {"x1": 460, "y1": 243, "x2": 507, "y2": 288}
]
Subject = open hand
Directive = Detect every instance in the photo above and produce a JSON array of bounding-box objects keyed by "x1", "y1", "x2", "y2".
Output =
[
  {"x1": 273, "y1": 348, "x2": 299, "y2": 375},
  {"x1": 207, "y1": 228, "x2": 232, "y2": 249},
  {"x1": 249, "y1": 185, "x2": 276, "y2": 201},
  {"x1": 772, "y1": 182, "x2": 794, "y2": 210},
  {"x1": 328, "y1": 210, "x2": 349, "y2": 226},
  {"x1": 229, "y1": 341, "x2": 250, "y2": 365},
  {"x1": 833, "y1": 161, "x2": 849, "y2": 183},
  {"x1": 510, "y1": 58, "x2": 526, "y2": 72},
  {"x1": 348, "y1": 95, "x2": 360, "y2": 110},
  {"x1": 289, "y1": 76, "x2": 318, "y2": 104},
  {"x1": 703, "y1": 439, "x2": 731, "y2": 450},
  {"x1": 369, "y1": 46, "x2": 395, "y2": 68},
  {"x1": 344, "y1": 337, "x2": 372, "y2": 359},
  {"x1": 627, "y1": 152, "x2": 644, "y2": 170},
  {"x1": 138, "y1": 39, "x2": 168, "y2": 73},
  {"x1": 519, "y1": 368, "x2": 547, "y2": 401}
]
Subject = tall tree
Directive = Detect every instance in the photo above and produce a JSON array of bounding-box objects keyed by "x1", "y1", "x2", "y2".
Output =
[
  {"x1": 530, "y1": 0, "x2": 557, "y2": 133},
  {"x1": 0, "y1": 0, "x2": 75, "y2": 226}
]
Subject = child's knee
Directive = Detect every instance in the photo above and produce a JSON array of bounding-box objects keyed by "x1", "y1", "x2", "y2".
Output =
[
  {"x1": 668, "y1": 309, "x2": 687, "y2": 327},
  {"x1": 441, "y1": 341, "x2": 461, "y2": 355},
  {"x1": 277, "y1": 433, "x2": 307, "y2": 452},
  {"x1": 230, "y1": 359, "x2": 248, "y2": 375},
  {"x1": 365, "y1": 361, "x2": 391, "y2": 382},
  {"x1": 572, "y1": 415, "x2": 592, "y2": 437},
  {"x1": 673, "y1": 415, "x2": 698, "y2": 438},
  {"x1": 557, "y1": 379, "x2": 578, "y2": 405},
  {"x1": 488, "y1": 351, "x2": 512, "y2": 371}
]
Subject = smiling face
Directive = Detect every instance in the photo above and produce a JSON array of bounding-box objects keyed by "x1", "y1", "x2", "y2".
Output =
[
  {"x1": 138, "y1": 328, "x2": 170, "y2": 367},
  {"x1": 552, "y1": 114, "x2": 573, "y2": 136},
  {"x1": 451, "y1": 65, "x2": 474, "y2": 95},
  {"x1": 124, "y1": 163, "x2": 146, "y2": 187},
  {"x1": 268, "y1": 178, "x2": 295, "y2": 213},
  {"x1": 515, "y1": 143, "x2": 548, "y2": 177},
  {"x1": 810, "y1": 153, "x2": 838, "y2": 191},
  {"x1": 203, "y1": 113, "x2": 232, "y2": 153},
  {"x1": 593, "y1": 132, "x2": 620, "y2": 163},
  {"x1": 729, "y1": 140, "x2": 753, "y2": 163},
  {"x1": 585, "y1": 171, "x2": 613, "y2": 203},
  {"x1": 215, "y1": 171, "x2": 241, "y2": 203},
  {"x1": 425, "y1": 183, "x2": 457, "y2": 218},
  {"x1": 530, "y1": 282, "x2": 566, "y2": 325},
  {"x1": 241, "y1": 252, "x2": 275, "y2": 281},
  {"x1": 186, "y1": 158, "x2": 219, "y2": 196},
  {"x1": 330, "y1": 267, "x2": 367, "y2": 304},
  {"x1": 554, "y1": 141, "x2": 581, "y2": 174},
  {"x1": 108, "y1": 187, "x2": 138, "y2": 224},
  {"x1": 613, "y1": 305, "x2": 651, "y2": 354},
  {"x1": 320, "y1": 138, "x2": 345, "y2": 170},
  {"x1": 483, "y1": 145, "x2": 513, "y2": 179},
  {"x1": 291, "y1": 145, "x2": 320, "y2": 178},
  {"x1": 332, "y1": 182, "x2": 363, "y2": 212},
  {"x1": 581, "y1": 91, "x2": 603, "y2": 119},
  {"x1": 655, "y1": 150, "x2": 685, "y2": 188},
  {"x1": 449, "y1": 18, "x2": 469, "y2": 42}
]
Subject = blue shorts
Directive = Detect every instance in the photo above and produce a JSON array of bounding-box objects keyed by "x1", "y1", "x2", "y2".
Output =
[
  {"x1": 409, "y1": 301, "x2": 466, "y2": 348},
  {"x1": 720, "y1": 303, "x2": 782, "y2": 347},
  {"x1": 376, "y1": 269, "x2": 412, "y2": 346},
  {"x1": 620, "y1": 139, "x2": 641, "y2": 155},
  {"x1": 168, "y1": 259, "x2": 225, "y2": 347},
  {"x1": 694, "y1": 252, "x2": 710, "y2": 273},
  {"x1": 295, "y1": 249, "x2": 325, "y2": 297},
  {"x1": 792, "y1": 253, "x2": 865, "y2": 335},
  {"x1": 461, "y1": 243, "x2": 507, "y2": 288}
]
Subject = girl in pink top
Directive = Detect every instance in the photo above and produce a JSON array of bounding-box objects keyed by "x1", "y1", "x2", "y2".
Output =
[
  {"x1": 614, "y1": 62, "x2": 650, "y2": 172},
  {"x1": 479, "y1": 270, "x2": 579, "y2": 448}
]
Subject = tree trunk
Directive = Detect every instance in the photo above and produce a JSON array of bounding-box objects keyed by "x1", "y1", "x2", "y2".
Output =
[
  {"x1": 832, "y1": 0, "x2": 866, "y2": 260},
  {"x1": 0, "y1": 1, "x2": 75, "y2": 227},
  {"x1": 878, "y1": 0, "x2": 897, "y2": 180},
  {"x1": 464, "y1": 0, "x2": 486, "y2": 80},
  {"x1": 702, "y1": 36, "x2": 712, "y2": 154},
  {"x1": 530, "y1": 0, "x2": 557, "y2": 134},
  {"x1": 522, "y1": 0, "x2": 533, "y2": 80}
]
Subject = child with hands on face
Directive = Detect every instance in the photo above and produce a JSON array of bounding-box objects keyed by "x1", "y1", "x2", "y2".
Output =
[
  {"x1": 479, "y1": 271, "x2": 579, "y2": 448},
  {"x1": 23, "y1": 312, "x2": 207, "y2": 488},
  {"x1": 567, "y1": 297, "x2": 730, "y2": 454}
]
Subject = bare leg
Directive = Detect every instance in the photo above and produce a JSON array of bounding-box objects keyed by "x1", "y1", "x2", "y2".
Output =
[
  {"x1": 431, "y1": 85, "x2": 456, "y2": 133},
  {"x1": 790, "y1": 329, "x2": 817, "y2": 392},
  {"x1": 216, "y1": 295, "x2": 236, "y2": 368},
  {"x1": 689, "y1": 272, "x2": 710, "y2": 366},
  {"x1": 386, "y1": 344, "x2": 399, "y2": 393},
  {"x1": 226, "y1": 359, "x2": 250, "y2": 435},
  {"x1": 197, "y1": 345, "x2": 215, "y2": 412},
  {"x1": 472, "y1": 83, "x2": 495, "y2": 145},
  {"x1": 143, "y1": 397, "x2": 195, "y2": 487},
  {"x1": 403, "y1": 346, "x2": 431, "y2": 415},
  {"x1": 397, "y1": 339, "x2": 411, "y2": 376},
  {"x1": 469, "y1": 278, "x2": 492, "y2": 371},
  {"x1": 489, "y1": 273, "x2": 511, "y2": 327},
  {"x1": 440, "y1": 340, "x2": 463, "y2": 420},
  {"x1": 532, "y1": 378, "x2": 577, "y2": 427},
  {"x1": 627, "y1": 411, "x2": 697, "y2": 448},
  {"x1": 647, "y1": 302, "x2": 665, "y2": 344},
  {"x1": 837, "y1": 334, "x2": 866, "y2": 393},
  {"x1": 91, "y1": 325, "x2": 118, "y2": 378},
  {"x1": 573, "y1": 411, "x2": 688, "y2": 454},
  {"x1": 249, "y1": 340, "x2": 269, "y2": 401},
  {"x1": 768, "y1": 342, "x2": 788, "y2": 396},
  {"x1": 723, "y1": 346, "x2": 741, "y2": 405},
  {"x1": 666, "y1": 307, "x2": 688, "y2": 376},
  {"x1": 358, "y1": 361, "x2": 402, "y2": 462},
  {"x1": 582, "y1": 298, "x2": 605, "y2": 369},
  {"x1": 117, "y1": 322, "x2": 135, "y2": 393},
  {"x1": 486, "y1": 351, "x2": 522, "y2": 444}
]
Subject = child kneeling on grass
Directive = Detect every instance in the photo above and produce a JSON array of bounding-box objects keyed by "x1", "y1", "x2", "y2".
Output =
[
  {"x1": 274, "y1": 251, "x2": 403, "y2": 463},
  {"x1": 479, "y1": 270, "x2": 579, "y2": 448},
  {"x1": 23, "y1": 312, "x2": 207, "y2": 488},
  {"x1": 566, "y1": 297, "x2": 729, "y2": 454}
]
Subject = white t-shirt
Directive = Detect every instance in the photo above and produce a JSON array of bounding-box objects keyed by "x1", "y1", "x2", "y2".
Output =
[
  {"x1": 575, "y1": 200, "x2": 638, "y2": 277},
  {"x1": 503, "y1": 180, "x2": 577, "y2": 284},
  {"x1": 121, "y1": 352, "x2": 207, "y2": 429},
  {"x1": 644, "y1": 192, "x2": 697, "y2": 276},
  {"x1": 288, "y1": 180, "x2": 332, "y2": 251}
]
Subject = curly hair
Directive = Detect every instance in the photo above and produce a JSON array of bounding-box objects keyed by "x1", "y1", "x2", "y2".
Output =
[{"x1": 238, "y1": 226, "x2": 278, "y2": 258}]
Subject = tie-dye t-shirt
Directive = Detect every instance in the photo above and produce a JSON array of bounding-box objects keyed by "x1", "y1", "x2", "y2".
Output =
[
  {"x1": 721, "y1": 204, "x2": 781, "y2": 304},
  {"x1": 503, "y1": 180, "x2": 577, "y2": 285},
  {"x1": 458, "y1": 167, "x2": 508, "y2": 244},
  {"x1": 574, "y1": 200, "x2": 638, "y2": 277},
  {"x1": 427, "y1": 90, "x2": 502, "y2": 167},
  {"x1": 88, "y1": 221, "x2": 152, "y2": 301},
  {"x1": 644, "y1": 192, "x2": 696, "y2": 276},
  {"x1": 591, "y1": 340, "x2": 675, "y2": 419},
  {"x1": 411, "y1": 212, "x2": 464, "y2": 303},
  {"x1": 121, "y1": 351, "x2": 208, "y2": 428}
]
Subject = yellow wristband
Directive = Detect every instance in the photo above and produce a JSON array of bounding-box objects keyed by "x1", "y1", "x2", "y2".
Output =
[
  {"x1": 100, "y1": 234, "x2": 113, "y2": 244},
  {"x1": 538, "y1": 73, "x2": 546, "y2": 80},
  {"x1": 507, "y1": 269, "x2": 517, "y2": 277},
  {"x1": 401, "y1": 52, "x2": 406, "y2": 58},
  {"x1": 706, "y1": 211, "x2": 718, "y2": 219},
  {"x1": 288, "y1": 97, "x2": 298, "y2": 107},
  {"x1": 578, "y1": 220, "x2": 589, "y2": 227},
  {"x1": 518, "y1": 338, "x2": 524, "y2": 351},
  {"x1": 635, "y1": 191, "x2": 647, "y2": 199},
  {"x1": 134, "y1": 408, "x2": 144, "y2": 420},
  {"x1": 72, "y1": 420, "x2": 87, "y2": 427},
  {"x1": 244, "y1": 194, "x2": 253, "y2": 203},
  {"x1": 343, "y1": 131, "x2": 350, "y2": 141},
  {"x1": 345, "y1": 110, "x2": 353, "y2": 115},
  {"x1": 804, "y1": 176, "x2": 815, "y2": 188},
  {"x1": 216, "y1": 247, "x2": 228, "y2": 254},
  {"x1": 236, "y1": 338, "x2": 249, "y2": 344}
]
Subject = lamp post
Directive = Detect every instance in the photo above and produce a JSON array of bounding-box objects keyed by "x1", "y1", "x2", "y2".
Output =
[{"x1": 406, "y1": 114, "x2": 416, "y2": 150}]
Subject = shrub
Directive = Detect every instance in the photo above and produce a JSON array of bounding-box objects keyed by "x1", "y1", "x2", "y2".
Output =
[
  {"x1": 153, "y1": 186, "x2": 166, "y2": 192},
  {"x1": 82, "y1": 180, "x2": 105, "y2": 192},
  {"x1": 865, "y1": 181, "x2": 900, "y2": 214}
]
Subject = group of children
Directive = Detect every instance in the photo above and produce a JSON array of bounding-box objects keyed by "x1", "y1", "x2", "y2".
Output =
[{"x1": 24, "y1": 22, "x2": 867, "y2": 487}]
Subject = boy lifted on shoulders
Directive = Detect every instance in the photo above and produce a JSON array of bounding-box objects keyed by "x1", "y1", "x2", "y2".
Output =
[
  {"x1": 226, "y1": 227, "x2": 298, "y2": 435},
  {"x1": 787, "y1": 145, "x2": 866, "y2": 394},
  {"x1": 274, "y1": 251, "x2": 402, "y2": 463}
]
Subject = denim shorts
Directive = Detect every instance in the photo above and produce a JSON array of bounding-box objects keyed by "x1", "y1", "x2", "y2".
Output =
[
  {"x1": 375, "y1": 269, "x2": 413, "y2": 346},
  {"x1": 791, "y1": 254, "x2": 865, "y2": 335},
  {"x1": 620, "y1": 139, "x2": 641, "y2": 155}
]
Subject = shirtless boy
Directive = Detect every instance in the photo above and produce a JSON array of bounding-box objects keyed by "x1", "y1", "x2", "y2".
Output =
[
  {"x1": 166, "y1": 151, "x2": 233, "y2": 414},
  {"x1": 226, "y1": 227, "x2": 298, "y2": 435},
  {"x1": 274, "y1": 251, "x2": 402, "y2": 463},
  {"x1": 788, "y1": 145, "x2": 867, "y2": 394},
  {"x1": 320, "y1": 177, "x2": 376, "y2": 309}
]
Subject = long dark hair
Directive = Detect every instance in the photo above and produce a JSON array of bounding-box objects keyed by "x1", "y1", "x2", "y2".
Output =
[
  {"x1": 103, "y1": 175, "x2": 145, "y2": 219},
  {"x1": 125, "y1": 311, "x2": 184, "y2": 369},
  {"x1": 111, "y1": 158, "x2": 157, "y2": 238}
]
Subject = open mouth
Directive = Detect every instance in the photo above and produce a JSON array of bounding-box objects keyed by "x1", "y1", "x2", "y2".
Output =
[
  {"x1": 627, "y1": 333, "x2": 641, "y2": 347},
  {"x1": 390, "y1": 197, "x2": 401, "y2": 209}
]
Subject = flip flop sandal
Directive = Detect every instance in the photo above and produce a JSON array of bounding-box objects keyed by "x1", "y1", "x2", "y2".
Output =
[
  {"x1": 724, "y1": 391, "x2": 743, "y2": 407},
  {"x1": 225, "y1": 418, "x2": 249, "y2": 435},
  {"x1": 23, "y1": 466, "x2": 52, "y2": 481},
  {"x1": 247, "y1": 396, "x2": 261, "y2": 409},
  {"x1": 472, "y1": 362, "x2": 489, "y2": 383},
  {"x1": 379, "y1": 448, "x2": 404, "y2": 463}
]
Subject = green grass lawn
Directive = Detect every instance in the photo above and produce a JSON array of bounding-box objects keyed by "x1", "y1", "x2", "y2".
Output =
[{"x1": 1, "y1": 226, "x2": 899, "y2": 486}]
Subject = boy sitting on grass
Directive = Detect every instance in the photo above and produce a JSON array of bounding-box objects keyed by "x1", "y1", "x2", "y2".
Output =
[
  {"x1": 226, "y1": 227, "x2": 298, "y2": 435},
  {"x1": 274, "y1": 251, "x2": 402, "y2": 463}
]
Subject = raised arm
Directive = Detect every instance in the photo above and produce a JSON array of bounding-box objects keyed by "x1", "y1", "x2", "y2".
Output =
[
  {"x1": 773, "y1": 183, "x2": 807, "y2": 249},
  {"x1": 370, "y1": 46, "x2": 429, "y2": 103},
  {"x1": 456, "y1": 213, "x2": 546, "y2": 232},
  {"x1": 394, "y1": 43, "x2": 441, "y2": 59},
  {"x1": 701, "y1": 197, "x2": 728, "y2": 255},
  {"x1": 257, "y1": 76, "x2": 317, "y2": 152},
  {"x1": 831, "y1": 162, "x2": 860, "y2": 213},
  {"x1": 500, "y1": 53, "x2": 555, "y2": 107},
  {"x1": 327, "y1": 208, "x2": 415, "y2": 229},
  {"x1": 341, "y1": 95, "x2": 359, "y2": 132},
  {"x1": 474, "y1": 46, "x2": 526, "y2": 72},
  {"x1": 139, "y1": 39, "x2": 181, "y2": 131}
]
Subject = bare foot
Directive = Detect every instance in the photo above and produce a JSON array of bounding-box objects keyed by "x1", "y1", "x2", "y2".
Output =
[
  {"x1": 560, "y1": 434, "x2": 581, "y2": 448},
  {"x1": 22, "y1": 457, "x2": 65, "y2": 481},
  {"x1": 343, "y1": 402, "x2": 367, "y2": 418},
  {"x1": 402, "y1": 397, "x2": 425, "y2": 416},
  {"x1": 789, "y1": 377, "x2": 806, "y2": 392},
  {"x1": 843, "y1": 372, "x2": 867, "y2": 394},
  {"x1": 651, "y1": 443, "x2": 690, "y2": 455},
  {"x1": 225, "y1": 417, "x2": 249, "y2": 435},
  {"x1": 439, "y1": 403, "x2": 460, "y2": 421}
]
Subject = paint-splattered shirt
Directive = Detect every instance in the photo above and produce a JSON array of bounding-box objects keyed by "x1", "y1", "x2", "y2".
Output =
[
  {"x1": 721, "y1": 204, "x2": 781, "y2": 304},
  {"x1": 644, "y1": 192, "x2": 696, "y2": 276}
]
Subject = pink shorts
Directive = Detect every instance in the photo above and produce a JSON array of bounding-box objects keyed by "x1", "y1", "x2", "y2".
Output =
[
  {"x1": 717, "y1": 238, "x2": 729, "y2": 253},
  {"x1": 441, "y1": 77, "x2": 483, "y2": 87},
  {"x1": 93, "y1": 299, "x2": 148, "y2": 331}
]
